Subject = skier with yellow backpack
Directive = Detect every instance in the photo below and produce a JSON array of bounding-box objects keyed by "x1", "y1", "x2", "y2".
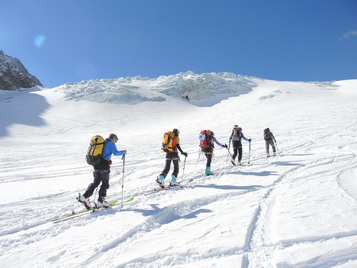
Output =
[
  {"x1": 79, "y1": 133, "x2": 127, "y2": 209},
  {"x1": 157, "y1": 129, "x2": 188, "y2": 188}
]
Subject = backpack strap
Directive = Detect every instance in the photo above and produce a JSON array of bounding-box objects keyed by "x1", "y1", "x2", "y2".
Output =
[{"x1": 102, "y1": 140, "x2": 110, "y2": 159}]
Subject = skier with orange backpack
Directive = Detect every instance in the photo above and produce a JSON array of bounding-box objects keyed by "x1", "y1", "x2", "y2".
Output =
[
  {"x1": 156, "y1": 129, "x2": 188, "y2": 187},
  {"x1": 199, "y1": 130, "x2": 227, "y2": 175}
]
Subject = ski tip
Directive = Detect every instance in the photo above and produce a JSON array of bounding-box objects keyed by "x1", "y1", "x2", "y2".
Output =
[{"x1": 110, "y1": 198, "x2": 134, "y2": 205}]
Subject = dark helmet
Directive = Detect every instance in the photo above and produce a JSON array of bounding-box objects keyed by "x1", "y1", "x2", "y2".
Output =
[
  {"x1": 233, "y1": 125, "x2": 238, "y2": 129},
  {"x1": 173, "y1": 128, "x2": 180, "y2": 136},
  {"x1": 109, "y1": 133, "x2": 118, "y2": 140}
]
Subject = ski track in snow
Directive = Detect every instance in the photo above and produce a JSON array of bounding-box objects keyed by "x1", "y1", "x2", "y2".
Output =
[
  {"x1": 83, "y1": 193, "x2": 243, "y2": 267},
  {"x1": 244, "y1": 123, "x2": 357, "y2": 268}
]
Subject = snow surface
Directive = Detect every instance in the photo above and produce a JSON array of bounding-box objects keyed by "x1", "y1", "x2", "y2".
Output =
[{"x1": 0, "y1": 72, "x2": 357, "y2": 267}]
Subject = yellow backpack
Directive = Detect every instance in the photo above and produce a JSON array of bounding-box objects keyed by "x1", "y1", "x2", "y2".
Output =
[
  {"x1": 162, "y1": 131, "x2": 175, "y2": 153},
  {"x1": 86, "y1": 135, "x2": 107, "y2": 165}
]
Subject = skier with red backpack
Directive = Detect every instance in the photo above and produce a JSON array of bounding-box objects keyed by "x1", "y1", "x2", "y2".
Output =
[
  {"x1": 157, "y1": 129, "x2": 188, "y2": 187},
  {"x1": 199, "y1": 130, "x2": 227, "y2": 175},
  {"x1": 229, "y1": 125, "x2": 251, "y2": 165}
]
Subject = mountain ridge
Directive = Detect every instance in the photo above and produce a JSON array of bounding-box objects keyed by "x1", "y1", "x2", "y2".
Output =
[{"x1": 0, "y1": 50, "x2": 42, "y2": 90}]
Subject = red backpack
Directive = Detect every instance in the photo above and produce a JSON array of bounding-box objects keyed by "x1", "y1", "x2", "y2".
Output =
[{"x1": 199, "y1": 130, "x2": 214, "y2": 148}]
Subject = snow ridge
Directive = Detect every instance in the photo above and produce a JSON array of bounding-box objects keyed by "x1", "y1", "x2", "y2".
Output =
[{"x1": 55, "y1": 71, "x2": 256, "y2": 105}]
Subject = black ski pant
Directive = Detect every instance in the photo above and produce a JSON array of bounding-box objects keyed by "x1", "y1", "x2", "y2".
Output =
[
  {"x1": 202, "y1": 147, "x2": 213, "y2": 167},
  {"x1": 266, "y1": 141, "x2": 276, "y2": 154},
  {"x1": 160, "y1": 152, "x2": 179, "y2": 178},
  {"x1": 84, "y1": 169, "x2": 110, "y2": 202},
  {"x1": 232, "y1": 141, "x2": 243, "y2": 162}
]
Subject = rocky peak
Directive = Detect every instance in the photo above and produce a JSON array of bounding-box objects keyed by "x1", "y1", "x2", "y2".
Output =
[{"x1": 0, "y1": 50, "x2": 42, "y2": 90}]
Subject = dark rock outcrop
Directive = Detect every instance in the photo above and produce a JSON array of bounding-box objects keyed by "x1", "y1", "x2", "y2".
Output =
[{"x1": 0, "y1": 50, "x2": 42, "y2": 90}]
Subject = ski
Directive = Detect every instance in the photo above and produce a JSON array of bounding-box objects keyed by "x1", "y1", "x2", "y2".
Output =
[
  {"x1": 145, "y1": 183, "x2": 182, "y2": 196},
  {"x1": 52, "y1": 198, "x2": 134, "y2": 223}
]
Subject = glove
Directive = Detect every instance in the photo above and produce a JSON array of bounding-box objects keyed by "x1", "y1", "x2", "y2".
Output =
[
  {"x1": 249, "y1": 139, "x2": 252, "y2": 142},
  {"x1": 223, "y1": 144, "x2": 228, "y2": 148},
  {"x1": 108, "y1": 160, "x2": 112, "y2": 165},
  {"x1": 182, "y1": 152, "x2": 188, "y2": 157}
]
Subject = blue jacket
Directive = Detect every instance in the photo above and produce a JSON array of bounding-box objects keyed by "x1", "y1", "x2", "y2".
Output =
[{"x1": 103, "y1": 138, "x2": 125, "y2": 160}]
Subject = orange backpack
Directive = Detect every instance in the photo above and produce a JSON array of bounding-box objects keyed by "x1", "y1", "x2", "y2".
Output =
[{"x1": 162, "y1": 131, "x2": 175, "y2": 152}]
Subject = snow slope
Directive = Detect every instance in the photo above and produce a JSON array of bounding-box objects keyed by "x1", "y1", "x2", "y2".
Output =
[{"x1": 0, "y1": 73, "x2": 357, "y2": 267}]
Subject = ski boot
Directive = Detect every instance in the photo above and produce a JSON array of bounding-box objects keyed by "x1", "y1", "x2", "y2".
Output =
[
  {"x1": 205, "y1": 166, "x2": 213, "y2": 176},
  {"x1": 169, "y1": 175, "x2": 179, "y2": 187},
  {"x1": 97, "y1": 196, "x2": 109, "y2": 208},
  {"x1": 156, "y1": 175, "x2": 165, "y2": 188},
  {"x1": 78, "y1": 194, "x2": 92, "y2": 210}
]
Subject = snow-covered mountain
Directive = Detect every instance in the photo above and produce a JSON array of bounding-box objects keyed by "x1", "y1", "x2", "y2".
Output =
[
  {"x1": 0, "y1": 73, "x2": 356, "y2": 267},
  {"x1": 56, "y1": 71, "x2": 256, "y2": 106},
  {"x1": 0, "y1": 50, "x2": 42, "y2": 90}
]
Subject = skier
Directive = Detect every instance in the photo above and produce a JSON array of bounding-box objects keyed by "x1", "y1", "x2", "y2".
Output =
[
  {"x1": 156, "y1": 128, "x2": 188, "y2": 187},
  {"x1": 200, "y1": 130, "x2": 227, "y2": 175},
  {"x1": 80, "y1": 133, "x2": 127, "y2": 208},
  {"x1": 229, "y1": 125, "x2": 251, "y2": 165},
  {"x1": 264, "y1": 128, "x2": 276, "y2": 157}
]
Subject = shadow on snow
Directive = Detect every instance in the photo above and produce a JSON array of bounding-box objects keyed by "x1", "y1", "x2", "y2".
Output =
[{"x1": 0, "y1": 88, "x2": 49, "y2": 137}]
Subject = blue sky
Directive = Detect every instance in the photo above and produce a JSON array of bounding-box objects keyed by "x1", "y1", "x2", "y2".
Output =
[{"x1": 1, "y1": 0, "x2": 356, "y2": 88}]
